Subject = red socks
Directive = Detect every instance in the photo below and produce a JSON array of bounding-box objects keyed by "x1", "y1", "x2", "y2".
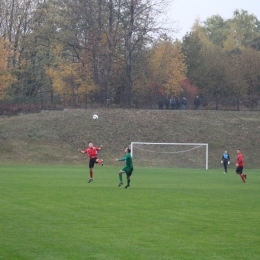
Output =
[
  {"x1": 90, "y1": 170, "x2": 93, "y2": 179},
  {"x1": 240, "y1": 174, "x2": 246, "y2": 183}
]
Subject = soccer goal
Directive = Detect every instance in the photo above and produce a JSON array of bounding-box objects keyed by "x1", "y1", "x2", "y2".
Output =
[{"x1": 130, "y1": 142, "x2": 208, "y2": 169}]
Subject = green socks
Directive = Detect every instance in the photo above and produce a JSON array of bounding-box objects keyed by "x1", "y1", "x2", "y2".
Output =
[{"x1": 119, "y1": 174, "x2": 123, "y2": 182}]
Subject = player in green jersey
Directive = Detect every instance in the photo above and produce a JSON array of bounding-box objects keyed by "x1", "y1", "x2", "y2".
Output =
[{"x1": 116, "y1": 147, "x2": 134, "y2": 188}]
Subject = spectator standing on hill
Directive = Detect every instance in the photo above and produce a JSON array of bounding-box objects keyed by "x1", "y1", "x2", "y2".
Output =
[
  {"x1": 181, "y1": 97, "x2": 187, "y2": 110},
  {"x1": 116, "y1": 147, "x2": 134, "y2": 189},
  {"x1": 194, "y1": 96, "x2": 200, "y2": 110},
  {"x1": 158, "y1": 98, "x2": 164, "y2": 110},
  {"x1": 165, "y1": 97, "x2": 170, "y2": 109},
  {"x1": 170, "y1": 96, "x2": 176, "y2": 110},
  {"x1": 176, "y1": 97, "x2": 180, "y2": 109},
  {"x1": 78, "y1": 142, "x2": 103, "y2": 183},
  {"x1": 221, "y1": 150, "x2": 230, "y2": 173},
  {"x1": 236, "y1": 149, "x2": 246, "y2": 183}
]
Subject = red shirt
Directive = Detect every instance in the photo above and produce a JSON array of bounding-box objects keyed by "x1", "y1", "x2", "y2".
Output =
[
  {"x1": 83, "y1": 147, "x2": 101, "y2": 159},
  {"x1": 237, "y1": 153, "x2": 244, "y2": 167}
]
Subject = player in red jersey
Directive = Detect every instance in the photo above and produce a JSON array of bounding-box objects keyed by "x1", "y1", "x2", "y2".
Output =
[
  {"x1": 236, "y1": 149, "x2": 246, "y2": 183},
  {"x1": 78, "y1": 142, "x2": 103, "y2": 183}
]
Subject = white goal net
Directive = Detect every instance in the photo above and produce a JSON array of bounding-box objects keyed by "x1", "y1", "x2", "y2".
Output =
[{"x1": 130, "y1": 142, "x2": 208, "y2": 169}]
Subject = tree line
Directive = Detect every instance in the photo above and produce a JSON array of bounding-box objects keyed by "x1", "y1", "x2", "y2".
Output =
[{"x1": 0, "y1": 1, "x2": 260, "y2": 106}]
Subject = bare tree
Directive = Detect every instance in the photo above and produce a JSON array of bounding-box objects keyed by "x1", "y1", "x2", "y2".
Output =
[{"x1": 116, "y1": 0, "x2": 171, "y2": 106}]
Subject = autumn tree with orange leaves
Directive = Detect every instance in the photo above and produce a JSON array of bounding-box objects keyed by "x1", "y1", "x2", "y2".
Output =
[
  {"x1": 46, "y1": 45, "x2": 97, "y2": 103},
  {"x1": 0, "y1": 38, "x2": 16, "y2": 98},
  {"x1": 133, "y1": 39, "x2": 186, "y2": 100},
  {"x1": 183, "y1": 10, "x2": 260, "y2": 98}
]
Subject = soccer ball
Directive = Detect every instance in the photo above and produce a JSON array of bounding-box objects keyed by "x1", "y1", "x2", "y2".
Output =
[{"x1": 93, "y1": 114, "x2": 98, "y2": 120}]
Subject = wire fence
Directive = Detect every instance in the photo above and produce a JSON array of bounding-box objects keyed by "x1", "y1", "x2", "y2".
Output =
[{"x1": 1, "y1": 93, "x2": 260, "y2": 115}]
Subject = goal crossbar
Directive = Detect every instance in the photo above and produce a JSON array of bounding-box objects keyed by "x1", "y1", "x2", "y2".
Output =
[{"x1": 130, "y1": 142, "x2": 208, "y2": 170}]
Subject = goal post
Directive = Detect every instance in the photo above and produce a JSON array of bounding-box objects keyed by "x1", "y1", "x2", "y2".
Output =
[{"x1": 130, "y1": 142, "x2": 208, "y2": 170}]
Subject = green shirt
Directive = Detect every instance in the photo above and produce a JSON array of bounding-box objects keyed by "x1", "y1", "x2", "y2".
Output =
[{"x1": 118, "y1": 153, "x2": 133, "y2": 168}]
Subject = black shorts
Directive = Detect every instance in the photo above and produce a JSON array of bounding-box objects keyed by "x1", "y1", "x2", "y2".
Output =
[
  {"x1": 236, "y1": 166, "x2": 243, "y2": 174},
  {"x1": 223, "y1": 159, "x2": 229, "y2": 165},
  {"x1": 89, "y1": 158, "x2": 97, "y2": 168}
]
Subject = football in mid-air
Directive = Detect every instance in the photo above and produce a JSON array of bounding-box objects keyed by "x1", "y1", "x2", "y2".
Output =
[{"x1": 93, "y1": 114, "x2": 98, "y2": 120}]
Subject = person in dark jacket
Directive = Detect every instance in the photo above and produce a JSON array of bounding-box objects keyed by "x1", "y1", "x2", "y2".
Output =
[
  {"x1": 165, "y1": 97, "x2": 170, "y2": 109},
  {"x1": 181, "y1": 97, "x2": 187, "y2": 110},
  {"x1": 170, "y1": 96, "x2": 176, "y2": 110},
  {"x1": 158, "y1": 99, "x2": 164, "y2": 110},
  {"x1": 194, "y1": 96, "x2": 200, "y2": 110},
  {"x1": 221, "y1": 150, "x2": 230, "y2": 174}
]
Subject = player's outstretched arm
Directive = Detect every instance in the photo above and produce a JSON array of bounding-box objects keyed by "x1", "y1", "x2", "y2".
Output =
[
  {"x1": 117, "y1": 156, "x2": 127, "y2": 161},
  {"x1": 78, "y1": 149, "x2": 84, "y2": 154}
]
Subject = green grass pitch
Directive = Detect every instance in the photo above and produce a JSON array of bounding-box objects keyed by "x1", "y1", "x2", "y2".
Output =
[{"x1": 0, "y1": 165, "x2": 260, "y2": 260}]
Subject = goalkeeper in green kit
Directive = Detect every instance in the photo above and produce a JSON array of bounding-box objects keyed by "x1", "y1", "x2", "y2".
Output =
[{"x1": 116, "y1": 147, "x2": 134, "y2": 188}]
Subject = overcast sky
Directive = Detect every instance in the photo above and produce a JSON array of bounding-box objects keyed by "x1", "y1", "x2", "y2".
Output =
[{"x1": 166, "y1": 0, "x2": 260, "y2": 39}]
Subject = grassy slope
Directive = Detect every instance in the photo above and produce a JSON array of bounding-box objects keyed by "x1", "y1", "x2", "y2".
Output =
[{"x1": 0, "y1": 109, "x2": 259, "y2": 168}]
